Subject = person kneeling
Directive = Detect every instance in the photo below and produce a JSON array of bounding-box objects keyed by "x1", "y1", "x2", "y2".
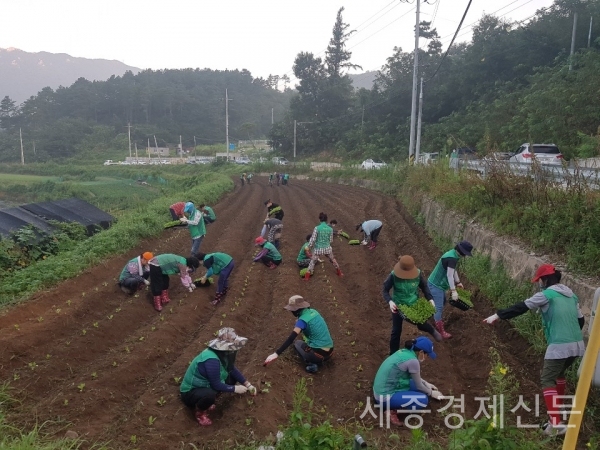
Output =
[
  {"x1": 372, "y1": 337, "x2": 443, "y2": 426},
  {"x1": 180, "y1": 327, "x2": 257, "y2": 426},
  {"x1": 118, "y1": 252, "x2": 153, "y2": 295}
]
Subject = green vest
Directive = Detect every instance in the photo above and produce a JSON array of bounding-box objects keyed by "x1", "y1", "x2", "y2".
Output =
[
  {"x1": 180, "y1": 348, "x2": 227, "y2": 393},
  {"x1": 541, "y1": 289, "x2": 583, "y2": 345},
  {"x1": 155, "y1": 254, "x2": 187, "y2": 275},
  {"x1": 297, "y1": 243, "x2": 310, "y2": 262},
  {"x1": 263, "y1": 242, "x2": 282, "y2": 261},
  {"x1": 204, "y1": 206, "x2": 216, "y2": 220},
  {"x1": 119, "y1": 257, "x2": 138, "y2": 281},
  {"x1": 391, "y1": 270, "x2": 421, "y2": 307},
  {"x1": 299, "y1": 309, "x2": 333, "y2": 349},
  {"x1": 187, "y1": 209, "x2": 206, "y2": 239},
  {"x1": 373, "y1": 349, "x2": 417, "y2": 396},
  {"x1": 204, "y1": 252, "x2": 233, "y2": 275},
  {"x1": 313, "y1": 222, "x2": 333, "y2": 250},
  {"x1": 428, "y1": 249, "x2": 459, "y2": 290}
]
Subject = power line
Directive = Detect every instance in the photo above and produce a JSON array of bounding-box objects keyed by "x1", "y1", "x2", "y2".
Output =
[{"x1": 347, "y1": 7, "x2": 417, "y2": 51}]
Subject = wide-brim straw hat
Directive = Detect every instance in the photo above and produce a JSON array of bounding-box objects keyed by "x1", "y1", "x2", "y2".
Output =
[
  {"x1": 284, "y1": 295, "x2": 311, "y2": 311},
  {"x1": 393, "y1": 255, "x2": 419, "y2": 279},
  {"x1": 208, "y1": 327, "x2": 248, "y2": 351}
]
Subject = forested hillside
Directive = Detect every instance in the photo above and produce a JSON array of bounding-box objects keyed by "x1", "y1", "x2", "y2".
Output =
[
  {"x1": 270, "y1": 0, "x2": 600, "y2": 161},
  {"x1": 0, "y1": 69, "x2": 292, "y2": 162}
]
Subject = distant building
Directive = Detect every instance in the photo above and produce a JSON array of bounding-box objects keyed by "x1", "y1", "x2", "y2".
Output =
[{"x1": 149, "y1": 147, "x2": 170, "y2": 157}]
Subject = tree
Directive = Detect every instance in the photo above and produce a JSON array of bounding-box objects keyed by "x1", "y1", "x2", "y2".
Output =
[
  {"x1": 325, "y1": 7, "x2": 362, "y2": 78},
  {"x1": 0, "y1": 96, "x2": 17, "y2": 129}
]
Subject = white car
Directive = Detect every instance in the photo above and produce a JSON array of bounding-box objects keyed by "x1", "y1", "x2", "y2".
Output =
[
  {"x1": 103, "y1": 160, "x2": 117, "y2": 166},
  {"x1": 361, "y1": 159, "x2": 387, "y2": 169},
  {"x1": 272, "y1": 157, "x2": 289, "y2": 166},
  {"x1": 509, "y1": 143, "x2": 564, "y2": 165}
]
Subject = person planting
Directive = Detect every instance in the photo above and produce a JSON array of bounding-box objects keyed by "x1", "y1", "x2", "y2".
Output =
[
  {"x1": 304, "y1": 212, "x2": 342, "y2": 280},
  {"x1": 180, "y1": 327, "x2": 257, "y2": 426},
  {"x1": 180, "y1": 202, "x2": 206, "y2": 257},
  {"x1": 296, "y1": 234, "x2": 313, "y2": 268},
  {"x1": 264, "y1": 295, "x2": 334, "y2": 373},
  {"x1": 169, "y1": 201, "x2": 186, "y2": 221},
  {"x1": 382, "y1": 255, "x2": 442, "y2": 354},
  {"x1": 261, "y1": 218, "x2": 283, "y2": 249},
  {"x1": 264, "y1": 199, "x2": 284, "y2": 220},
  {"x1": 483, "y1": 264, "x2": 585, "y2": 436},
  {"x1": 196, "y1": 252, "x2": 234, "y2": 306},
  {"x1": 118, "y1": 252, "x2": 153, "y2": 295},
  {"x1": 254, "y1": 236, "x2": 282, "y2": 269},
  {"x1": 373, "y1": 336, "x2": 444, "y2": 426},
  {"x1": 356, "y1": 220, "x2": 383, "y2": 250},
  {"x1": 200, "y1": 204, "x2": 216, "y2": 224},
  {"x1": 148, "y1": 254, "x2": 200, "y2": 312},
  {"x1": 427, "y1": 240, "x2": 473, "y2": 339}
]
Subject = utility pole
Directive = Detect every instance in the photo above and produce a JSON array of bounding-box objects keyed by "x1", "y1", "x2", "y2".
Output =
[
  {"x1": 33, "y1": 140, "x2": 36, "y2": 155},
  {"x1": 293, "y1": 120, "x2": 297, "y2": 159},
  {"x1": 589, "y1": 16, "x2": 593, "y2": 48},
  {"x1": 225, "y1": 89, "x2": 231, "y2": 160},
  {"x1": 179, "y1": 135, "x2": 182, "y2": 158},
  {"x1": 271, "y1": 107, "x2": 274, "y2": 125},
  {"x1": 147, "y1": 138, "x2": 150, "y2": 161},
  {"x1": 415, "y1": 77, "x2": 424, "y2": 163},
  {"x1": 19, "y1": 128, "x2": 24, "y2": 165},
  {"x1": 135, "y1": 142, "x2": 138, "y2": 162},
  {"x1": 569, "y1": 11, "x2": 578, "y2": 71},
  {"x1": 408, "y1": 0, "x2": 420, "y2": 159},
  {"x1": 154, "y1": 135, "x2": 159, "y2": 164},
  {"x1": 361, "y1": 106, "x2": 365, "y2": 131},
  {"x1": 193, "y1": 136, "x2": 197, "y2": 158},
  {"x1": 127, "y1": 123, "x2": 132, "y2": 159}
]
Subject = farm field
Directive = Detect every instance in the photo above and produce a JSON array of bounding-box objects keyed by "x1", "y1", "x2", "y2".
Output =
[
  {"x1": 0, "y1": 173, "x2": 59, "y2": 183},
  {"x1": 0, "y1": 177, "x2": 544, "y2": 449}
]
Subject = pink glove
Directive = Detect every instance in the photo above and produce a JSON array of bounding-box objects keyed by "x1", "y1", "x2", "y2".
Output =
[
  {"x1": 181, "y1": 273, "x2": 193, "y2": 288},
  {"x1": 253, "y1": 248, "x2": 268, "y2": 262}
]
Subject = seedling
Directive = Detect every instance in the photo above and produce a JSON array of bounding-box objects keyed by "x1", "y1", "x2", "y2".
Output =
[
  {"x1": 66, "y1": 300, "x2": 72, "y2": 306},
  {"x1": 151, "y1": 326, "x2": 156, "y2": 331},
  {"x1": 356, "y1": 364, "x2": 363, "y2": 372},
  {"x1": 345, "y1": 320, "x2": 350, "y2": 324},
  {"x1": 66, "y1": 341, "x2": 71, "y2": 346},
  {"x1": 112, "y1": 361, "x2": 118, "y2": 367},
  {"x1": 160, "y1": 316, "x2": 165, "y2": 321},
  {"x1": 350, "y1": 341, "x2": 356, "y2": 346},
  {"x1": 340, "y1": 311, "x2": 345, "y2": 315},
  {"x1": 37, "y1": 317, "x2": 44, "y2": 323},
  {"x1": 125, "y1": 346, "x2": 130, "y2": 353},
  {"x1": 107, "y1": 315, "x2": 113, "y2": 320},
  {"x1": 130, "y1": 435, "x2": 137, "y2": 444},
  {"x1": 133, "y1": 295, "x2": 139, "y2": 299},
  {"x1": 63, "y1": 399, "x2": 69, "y2": 406},
  {"x1": 13, "y1": 324, "x2": 19, "y2": 330},
  {"x1": 115, "y1": 308, "x2": 121, "y2": 313},
  {"x1": 77, "y1": 383, "x2": 85, "y2": 392},
  {"x1": 148, "y1": 416, "x2": 157, "y2": 426},
  {"x1": 261, "y1": 388, "x2": 270, "y2": 394},
  {"x1": 356, "y1": 382, "x2": 362, "y2": 389},
  {"x1": 157, "y1": 396, "x2": 166, "y2": 406},
  {"x1": 93, "y1": 322, "x2": 99, "y2": 328},
  {"x1": 353, "y1": 353, "x2": 358, "y2": 358},
  {"x1": 13, "y1": 373, "x2": 19, "y2": 381},
  {"x1": 169, "y1": 307, "x2": 174, "y2": 314},
  {"x1": 91, "y1": 372, "x2": 98, "y2": 379},
  {"x1": 55, "y1": 308, "x2": 61, "y2": 314},
  {"x1": 28, "y1": 362, "x2": 37, "y2": 370},
  {"x1": 81, "y1": 329, "x2": 87, "y2": 335},
  {"x1": 230, "y1": 307, "x2": 235, "y2": 312},
  {"x1": 81, "y1": 292, "x2": 85, "y2": 297},
  {"x1": 245, "y1": 418, "x2": 252, "y2": 426},
  {"x1": 221, "y1": 313, "x2": 227, "y2": 318},
  {"x1": 46, "y1": 354, "x2": 51, "y2": 360},
  {"x1": 247, "y1": 399, "x2": 254, "y2": 406},
  {"x1": 219, "y1": 320, "x2": 223, "y2": 326},
  {"x1": 95, "y1": 287, "x2": 99, "y2": 292},
  {"x1": 139, "y1": 336, "x2": 145, "y2": 341},
  {"x1": 264, "y1": 381, "x2": 272, "y2": 388},
  {"x1": 102, "y1": 282, "x2": 108, "y2": 287},
  {"x1": 235, "y1": 301, "x2": 240, "y2": 307},
  {"x1": 173, "y1": 376, "x2": 181, "y2": 384},
  {"x1": 346, "y1": 331, "x2": 351, "y2": 336}
]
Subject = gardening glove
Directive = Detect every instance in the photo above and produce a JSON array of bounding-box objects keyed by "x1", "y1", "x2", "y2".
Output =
[
  {"x1": 246, "y1": 384, "x2": 257, "y2": 396},
  {"x1": 429, "y1": 299, "x2": 435, "y2": 308},
  {"x1": 451, "y1": 290, "x2": 459, "y2": 301},
  {"x1": 179, "y1": 217, "x2": 188, "y2": 224},
  {"x1": 234, "y1": 385, "x2": 248, "y2": 395},
  {"x1": 143, "y1": 279, "x2": 151, "y2": 286},
  {"x1": 264, "y1": 352, "x2": 278, "y2": 366},
  {"x1": 388, "y1": 300, "x2": 398, "y2": 313},
  {"x1": 456, "y1": 282, "x2": 464, "y2": 289},
  {"x1": 360, "y1": 240, "x2": 368, "y2": 246},
  {"x1": 430, "y1": 389, "x2": 444, "y2": 401},
  {"x1": 423, "y1": 380, "x2": 438, "y2": 391},
  {"x1": 200, "y1": 276, "x2": 207, "y2": 284},
  {"x1": 483, "y1": 313, "x2": 500, "y2": 325}
]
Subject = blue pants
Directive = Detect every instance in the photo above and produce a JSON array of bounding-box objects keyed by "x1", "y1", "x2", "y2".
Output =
[
  {"x1": 191, "y1": 235, "x2": 204, "y2": 256},
  {"x1": 216, "y1": 260, "x2": 234, "y2": 294},
  {"x1": 375, "y1": 380, "x2": 429, "y2": 410},
  {"x1": 428, "y1": 281, "x2": 446, "y2": 322}
]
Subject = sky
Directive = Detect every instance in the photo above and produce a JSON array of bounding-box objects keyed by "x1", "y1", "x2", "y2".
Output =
[{"x1": 1, "y1": 0, "x2": 556, "y2": 80}]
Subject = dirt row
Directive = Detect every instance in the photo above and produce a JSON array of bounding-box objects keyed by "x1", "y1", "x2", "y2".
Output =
[{"x1": 0, "y1": 177, "x2": 542, "y2": 449}]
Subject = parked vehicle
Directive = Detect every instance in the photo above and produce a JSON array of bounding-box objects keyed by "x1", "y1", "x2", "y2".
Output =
[
  {"x1": 483, "y1": 152, "x2": 512, "y2": 161},
  {"x1": 416, "y1": 153, "x2": 439, "y2": 165},
  {"x1": 361, "y1": 159, "x2": 387, "y2": 170},
  {"x1": 235, "y1": 157, "x2": 251, "y2": 165},
  {"x1": 272, "y1": 157, "x2": 289, "y2": 166},
  {"x1": 103, "y1": 160, "x2": 118, "y2": 166},
  {"x1": 509, "y1": 143, "x2": 564, "y2": 165}
]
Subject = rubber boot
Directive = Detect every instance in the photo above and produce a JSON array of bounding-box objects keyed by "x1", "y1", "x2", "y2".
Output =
[
  {"x1": 195, "y1": 410, "x2": 212, "y2": 426},
  {"x1": 161, "y1": 290, "x2": 170, "y2": 305},
  {"x1": 388, "y1": 411, "x2": 403, "y2": 427},
  {"x1": 268, "y1": 262, "x2": 277, "y2": 270},
  {"x1": 431, "y1": 329, "x2": 443, "y2": 342},
  {"x1": 368, "y1": 242, "x2": 378, "y2": 250},
  {"x1": 304, "y1": 271, "x2": 311, "y2": 281},
  {"x1": 153, "y1": 295, "x2": 163, "y2": 312},
  {"x1": 211, "y1": 292, "x2": 223, "y2": 306},
  {"x1": 435, "y1": 320, "x2": 452, "y2": 339},
  {"x1": 336, "y1": 268, "x2": 344, "y2": 277}
]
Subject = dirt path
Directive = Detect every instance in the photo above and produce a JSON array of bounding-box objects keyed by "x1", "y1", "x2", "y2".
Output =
[{"x1": 0, "y1": 177, "x2": 541, "y2": 449}]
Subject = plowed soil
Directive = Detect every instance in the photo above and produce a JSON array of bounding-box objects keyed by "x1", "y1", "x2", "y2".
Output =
[{"x1": 0, "y1": 177, "x2": 542, "y2": 449}]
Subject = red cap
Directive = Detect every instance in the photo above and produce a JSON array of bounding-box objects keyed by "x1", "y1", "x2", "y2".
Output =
[
  {"x1": 254, "y1": 236, "x2": 266, "y2": 246},
  {"x1": 532, "y1": 264, "x2": 555, "y2": 282}
]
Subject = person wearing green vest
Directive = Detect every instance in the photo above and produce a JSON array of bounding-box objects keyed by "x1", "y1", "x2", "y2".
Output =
[
  {"x1": 200, "y1": 204, "x2": 216, "y2": 224},
  {"x1": 305, "y1": 212, "x2": 343, "y2": 280},
  {"x1": 180, "y1": 202, "x2": 206, "y2": 257},
  {"x1": 196, "y1": 252, "x2": 234, "y2": 306},
  {"x1": 427, "y1": 240, "x2": 473, "y2": 339},
  {"x1": 180, "y1": 327, "x2": 257, "y2": 426},
  {"x1": 262, "y1": 218, "x2": 283, "y2": 249},
  {"x1": 484, "y1": 264, "x2": 585, "y2": 437},
  {"x1": 297, "y1": 234, "x2": 313, "y2": 268},
  {"x1": 148, "y1": 254, "x2": 200, "y2": 312},
  {"x1": 118, "y1": 251, "x2": 153, "y2": 295},
  {"x1": 264, "y1": 295, "x2": 334, "y2": 373},
  {"x1": 283, "y1": 173, "x2": 289, "y2": 185},
  {"x1": 254, "y1": 236, "x2": 282, "y2": 269},
  {"x1": 373, "y1": 336, "x2": 443, "y2": 426},
  {"x1": 382, "y1": 255, "x2": 442, "y2": 355}
]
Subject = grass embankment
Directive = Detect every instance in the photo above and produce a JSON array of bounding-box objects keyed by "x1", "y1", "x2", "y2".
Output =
[{"x1": 0, "y1": 171, "x2": 233, "y2": 305}]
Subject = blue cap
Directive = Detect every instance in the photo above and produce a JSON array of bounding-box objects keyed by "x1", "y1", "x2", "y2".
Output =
[
  {"x1": 413, "y1": 336, "x2": 437, "y2": 359},
  {"x1": 184, "y1": 202, "x2": 195, "y2": 213}
]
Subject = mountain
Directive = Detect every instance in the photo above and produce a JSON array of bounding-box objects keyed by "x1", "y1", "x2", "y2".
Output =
[
  {"x1": 349, "y1": 71, "x2": 377, "y2": 90},
  {"x1": 0, "y1": 47, "x2": 141, "y2": 104}
]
